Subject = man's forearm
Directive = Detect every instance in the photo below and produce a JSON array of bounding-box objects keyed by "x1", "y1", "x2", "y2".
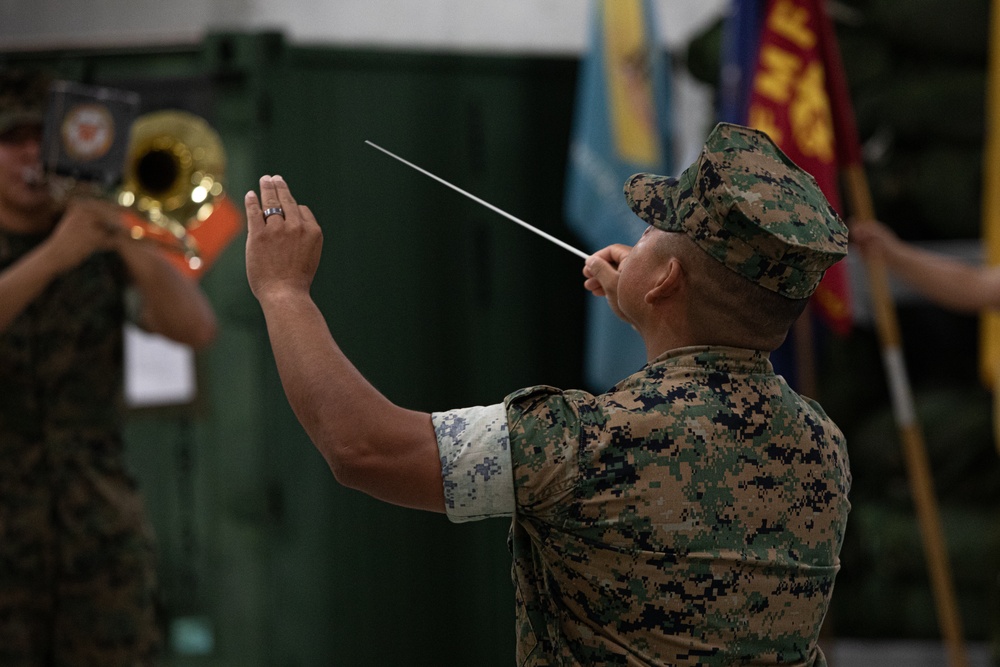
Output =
[
  {"x1": 120, "y1": 242, "x2": 217, "y2": 348},
  {"x1": 884, "y1": 241, "x2": 1000, "y2": 312},
  {"x1": 256, "y1": 288, "x2": 445, "y2": 512},
  {"x1": 257, "y1": 289, "x2": 389, "y2": 474},
  {"x1": 244, "y1": 175, "x2": 444, "y2": 512}
]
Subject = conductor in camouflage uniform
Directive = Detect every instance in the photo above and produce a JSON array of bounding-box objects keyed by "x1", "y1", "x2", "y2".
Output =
[
  {"x1": 0, "y1": 68, "x2": 217, "y2": 665},
  {"x1": 244, "y1": 122, "x2": 851, "y2": 666}
]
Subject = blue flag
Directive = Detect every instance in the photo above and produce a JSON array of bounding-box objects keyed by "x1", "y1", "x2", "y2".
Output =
[
  {"x1": 564, "y1": 0, "x2": 674, "y2": 392},
  {"x1": 717, "y1": 0, "x2": 765, "y2": 125}
]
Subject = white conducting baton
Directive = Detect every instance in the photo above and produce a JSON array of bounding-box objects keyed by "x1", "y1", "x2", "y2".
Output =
[{"x1": 365, "y1": 141, "x2": 590, "y2": 261}]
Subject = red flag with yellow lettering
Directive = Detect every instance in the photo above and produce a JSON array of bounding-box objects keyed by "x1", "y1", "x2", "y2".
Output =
[{"x1": 746, "y1": 0, "x2": 855, "y2": 334}]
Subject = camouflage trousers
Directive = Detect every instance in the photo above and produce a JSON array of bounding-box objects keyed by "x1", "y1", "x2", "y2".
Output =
[{"x1": 0, "y1": 434, "x2": 162, "y2": 666}]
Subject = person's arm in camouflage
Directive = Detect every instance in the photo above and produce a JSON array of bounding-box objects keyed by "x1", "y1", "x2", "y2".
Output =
[{"x1": 852, "y1": 219, "x2": 1000, "y2": 312}]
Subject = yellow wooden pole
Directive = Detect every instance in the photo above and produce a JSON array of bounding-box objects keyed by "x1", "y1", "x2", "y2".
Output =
[
  {"x1": 844, "y1": 165, "x2": 968, "y2": 667},
  {"x1": 980, "y1": 0, "x2": 1000, "y2": 451}
]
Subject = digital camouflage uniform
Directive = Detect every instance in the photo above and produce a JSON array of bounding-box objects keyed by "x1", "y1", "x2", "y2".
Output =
[
  {"x1": 435, "y1": 123, "x2": 851, "y2": 666},
  {"x1": 0, "y1": 229, "x2": 161, "y2": 665},
  {"x1": 505, "y1": 345, "x2": 850, "y2": 666}
]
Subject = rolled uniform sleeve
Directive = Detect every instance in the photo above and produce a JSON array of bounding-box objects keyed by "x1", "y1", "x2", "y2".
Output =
[{"x1": 432, "y1": 404, "x2": 514, "y2": 523}]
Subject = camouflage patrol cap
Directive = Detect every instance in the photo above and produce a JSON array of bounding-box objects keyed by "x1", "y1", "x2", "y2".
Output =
[
  {"x1": 624, "y1": 122, "x2": 848, "y2": 299},
  {"x1": 0, "y1": 68, "x2": 49, "y2": 135}
]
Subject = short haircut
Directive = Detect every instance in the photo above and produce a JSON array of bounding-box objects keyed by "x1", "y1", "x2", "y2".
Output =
[{"x1": 668, "y1": 233, "x2": 809, "y2": 350}]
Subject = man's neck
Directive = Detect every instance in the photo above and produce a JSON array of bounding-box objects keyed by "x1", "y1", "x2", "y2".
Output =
[{"x1": 640, "y1": 325, "x2": 699, "y2": 363}]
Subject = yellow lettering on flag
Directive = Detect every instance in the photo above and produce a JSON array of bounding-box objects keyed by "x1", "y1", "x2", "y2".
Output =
[
  {"x1": 747, "y1": 0, "x2": 853, "y2": 336},
  {"x1": 768, "y1": 0, "x2": 817, "y2": 49},
  {"x1": 754, "y1": 45, "x2": 802, "y2": 103},
  {"x1": 603, "y1": 0, "x2": 661, "y2": 166},
  {"x1": 747, "y1": 106, "x2": 785, "y2": 145},
  {"x1": 790, "y1": 62, "x2": 835, "y2": 162}
]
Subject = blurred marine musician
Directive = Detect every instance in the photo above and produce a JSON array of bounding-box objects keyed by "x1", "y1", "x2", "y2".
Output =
[{"x1": 0, "y1": 67, "x2": 216, "y2": 664}]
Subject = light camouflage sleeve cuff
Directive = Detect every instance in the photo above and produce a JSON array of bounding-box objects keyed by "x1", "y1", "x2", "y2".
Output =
[{"x1": 432, "y1": 404, "x2": 514, "y2": 523}]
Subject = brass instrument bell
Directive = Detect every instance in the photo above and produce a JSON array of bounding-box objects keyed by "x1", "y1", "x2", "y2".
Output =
[{"x1": 118, "y1": 110, "x2": 226, "y2": 267}]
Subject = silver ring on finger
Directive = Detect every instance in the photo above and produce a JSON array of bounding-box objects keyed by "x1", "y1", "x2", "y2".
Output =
[{"x1": 263, "y1": 207, "x2": 285, "y2": 220}]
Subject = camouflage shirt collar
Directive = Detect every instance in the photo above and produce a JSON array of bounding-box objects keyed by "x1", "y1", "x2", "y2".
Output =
[{"x1": 644, "y1": 345, "x2": 773, "y2": 377}]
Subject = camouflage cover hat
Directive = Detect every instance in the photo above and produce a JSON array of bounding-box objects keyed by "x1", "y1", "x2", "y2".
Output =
[
  {"x1": 624, "y1": 122, "x2": 848, "y2": 299},
  {"x1": 0, "y1": 68, "x2": 49, "y2": 135}
]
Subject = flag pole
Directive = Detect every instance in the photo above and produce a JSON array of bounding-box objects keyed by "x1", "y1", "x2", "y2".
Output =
[
  {"x1": 980, "y1": 0, "x2": 1000, "y2": 451},
  {"x1": 845, "y1": 169, "x2": 968, "y2": 667},
  {"x1": 815, "y1": 0, "x2": 968, "y2": 659}
]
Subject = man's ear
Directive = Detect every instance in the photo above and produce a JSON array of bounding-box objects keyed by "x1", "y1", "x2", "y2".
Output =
[{"x1": 645, "y1": 257, "x2": 684, "y2": 304}]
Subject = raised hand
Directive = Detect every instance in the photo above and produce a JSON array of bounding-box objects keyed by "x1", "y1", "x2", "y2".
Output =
[{"x1": 244, "y1": 174, "x2": 323, "y2": 302}]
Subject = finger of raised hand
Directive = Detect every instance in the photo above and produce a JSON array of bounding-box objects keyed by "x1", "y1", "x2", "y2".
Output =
[
  {"x1": 257, "y1": 175, "x2": 287, "y2": 224},
  {"x1": 297, "y1": 204, "x2": 320, "y2": 231},
  {"x1": 245, "y1": 188, "x2": 263, "y2": 234},
  {"x1": 269, "y1": 175, "x2": 300, "y2": 217}
]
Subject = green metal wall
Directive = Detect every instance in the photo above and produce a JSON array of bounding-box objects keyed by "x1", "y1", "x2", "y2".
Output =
[{"x1": 2, "y1": 33, "x2": 585, "y2": 666}]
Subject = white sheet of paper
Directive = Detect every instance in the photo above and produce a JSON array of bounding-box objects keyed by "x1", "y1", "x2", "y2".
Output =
[{"x1": 124, "y1": 323, "x2": 197, "y2": 407}]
